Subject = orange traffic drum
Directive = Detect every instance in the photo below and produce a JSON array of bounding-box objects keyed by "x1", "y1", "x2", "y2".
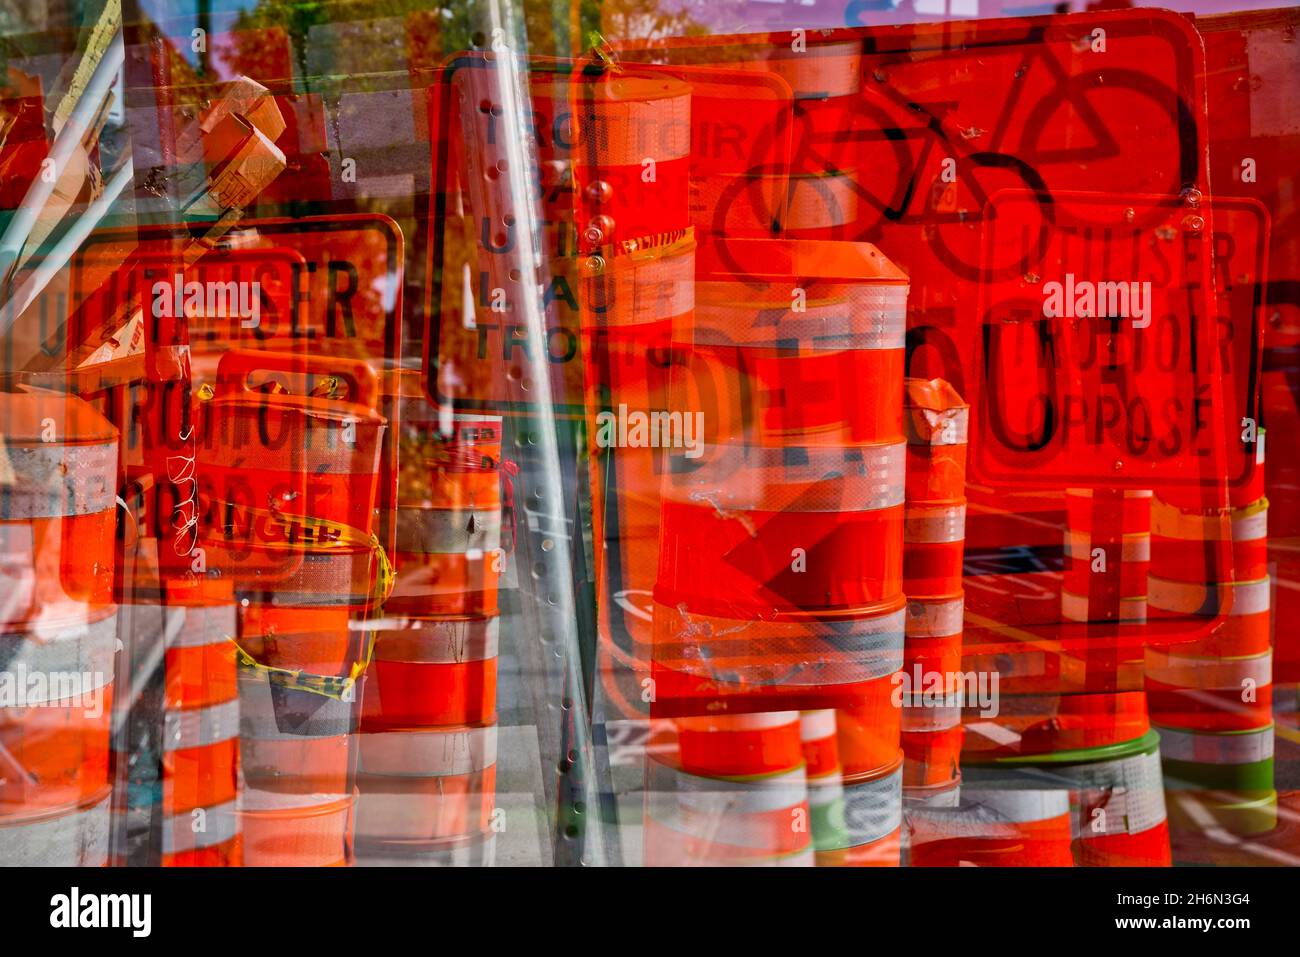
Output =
[
  {"x1": 355, "y1": 722, "x2": 496, "y2": 851},
  {"x1": 1, "y1": 607, "x2": 116, "y2": 817},
  {"x1": 643, "y1": 755, "x2": 813, "y2": 867},
  {"x1": 196, "y1": 349, "x2": 388, "y2": 610},
  {"x1": 0, "y1": 386, "x2": 117, "y2": 629},
  {"x1": 0, "y1": 786, "x2": 112, "y2": 866},
  {"x1": 359, "y1": 616, "x2": 498, "y2": 729}
]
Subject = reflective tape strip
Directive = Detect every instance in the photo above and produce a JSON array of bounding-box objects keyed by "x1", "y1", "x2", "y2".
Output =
[
  {"x1": 1148, "y1": 576, "x2": 1270, "y2": 616},
  {"x1": 1061, "y1": 591, "x2": 1147, "y2": 623},
  {"x1": 667, "y1": 765, "x2": 808, "y2": 816},
  {"x1": 905, "y1": 597, "x2": 964, "y2": 638},
  {"x1": 903, "y1": 705, "x2": 962, "y2": 732},
  {"x1": 0, "y1": 789, "x2": 111, "y2": 866},
  {"x1": 162, "y1": 799, "x2": 240, "y2": 854},
  {"x1": 1156, "y1": 724, "x2": 1274, "y2": 765},
  {"x1": 741, "y1": 43, "x2": 861, "y2": 98},
  {"x1": 1066, "y1": 488, "x2": 1153, "y2": 500},
  {"x1": 655, "y1": 603, "x2": 904, "y2": 686},
  {"x1": 164, "y1": 698, "x2": 241, "y2": 751},
  {"x1": 580, "y1": 235, "x2": 694, "y2": 327},
  {"x1": 806, "y1": 776, "x2": 844, "y2": 808},
  {"x1": 799, "y1": 709, "x2": 837, "y2": 742},
  {"x1": 356, "y1": 833, "x2": 498, "y2": 867},
  {"x1": 394, "y1": 506, "x2": 502, "y2": 554},
  {"x1": 830, "y1": 766, "x2": 903, "y2": 848},
  {"x1": 237, "y1": 669, "x2": 357, "y2": 738},
  {"x1": 0, "y1": 441, "x2": 116, "y2": 518},
  {"x1": 1064, "y1": 530, "x2": 1150, "y2": 563},
  {"x1": 570, "y1": 87, "x2": 691, "y2": 165},
  {"x1": 695, "y1": 282, "x2": 907, "y2": 350},
  {"x1": 358, "y1": 724, "x2": 498, "y2": 777},
  {"x1": 166, "y1": 604, "x2": 238, "y2": 649},
  {"x1": 903, "y1": 778, "x2": 962, "y2": 809},
  {"x1": 237, "y1": 788, "x2": 353, "y2": 813},
  {"x1": 666, "y1": 441, "x2": 906, "y2": 511},
  {"x1": 0, "y1": 611, "x2": 117, "y2": 699},
  {"x1": 677, "y1": 711, "x2": 800, "y2": 734},
  {"x1": 1059, "y1": 748, "x2": 1168, "y2": 837},
  {"x1": 963, "y1": 789, "x2": 1071, "y2": 823},
  {"x1": 372, "y1": 616, "x2": 499, "y2": 664},
  {"x1": 904, "y1": 503, "x2": 966, "y2": 544},
  {"x1": 1151, "y1": 498, "x2": 1268, "y2": 542},
  {"x1": 1144, "y1": 649, "x2": 1272, "y2": 691}
]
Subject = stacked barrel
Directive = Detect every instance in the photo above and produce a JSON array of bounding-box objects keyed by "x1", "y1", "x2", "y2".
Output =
[
  {"x1": 1148, "y1": 453, "x2": 1277, "y2": 858},
  {"x1": 0, "y1": 386, "x2": 119, "y2": 865},
  {"x1": 196, "y1": 349, "x2": 388, "y2": 866},
  {"x1": 354, "y1": 371, "x2": 501, "y2": 866},
  {"x1": 643, "y1": 713, "x2": 814, "y2": 866},
  {"x1": 640, "y1": 237, "x2": 907, "y2": 867},
  {"x1": 1062, "y1": 488, "x2": 1152, "y2": 631},
  {"x1": 900, "y1": 378, "x2": 967, "y2": 807},
  {"x1": 536, "y1": 67, "x2": 695, "y2": 724},
  {"x1": 922, "y1": 480, "x2": 1171, "y2": 866},
  {"x1": 715, "y1": 40, "x2": 864, "y2": 241},
  {"x1": 159, "y1": 578, "x2": 240, "y2": 866}
]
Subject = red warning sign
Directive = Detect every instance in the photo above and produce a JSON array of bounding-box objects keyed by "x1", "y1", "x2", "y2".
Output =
[{"x1": 970, "y1": 190, "x2": 1267, "y2": 493}]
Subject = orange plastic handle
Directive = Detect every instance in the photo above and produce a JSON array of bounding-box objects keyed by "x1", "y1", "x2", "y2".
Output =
[{"x1": 214, "y1": 348, "x2": 379, "y2": 409}]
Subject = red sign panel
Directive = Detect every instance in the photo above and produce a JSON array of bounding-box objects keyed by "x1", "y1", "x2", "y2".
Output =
[{"x1": 971, "y1": 191, "x2": 1266, "y2": 492}]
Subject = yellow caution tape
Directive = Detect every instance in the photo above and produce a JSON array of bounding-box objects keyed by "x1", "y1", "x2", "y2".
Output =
[
  {"x1": 212, "y1": 501, "x2": 395, "y2": 608},
  {"x1": 229, "y1": 628, "x2": 375, "y2": 702}
]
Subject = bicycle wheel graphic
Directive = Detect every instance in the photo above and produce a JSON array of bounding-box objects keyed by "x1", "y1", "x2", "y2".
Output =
[{"x1": 1019, "y1": 67, "x2": 1198, "y2": 228}]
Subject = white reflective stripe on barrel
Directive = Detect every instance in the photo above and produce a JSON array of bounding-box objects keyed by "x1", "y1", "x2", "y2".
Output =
[
  {"x1": 666, "y1": 441, "x2": 905, "y2": 512},
  {"x1": 1064, "y1": 530, "x2": 1150, "y2": 563},
  {"x1": 1145, "y1": 648, "x2": 1272, "y2": 690},
  {"x1": 837, "y1": 765, "x2": 903, "y2": 847},
  {"x1": 905, "y1": 596, "x2": 964, "y2": 638},
  {"x1": 0, "y1": 441, "x2": 116, "y2": 518},
  {"x1": 0, "y1": 610, "x2": 117, "y2": 701},
  {"x1": 162, "y1": 799, "x2": 240, "y2": 853},
  {"x1": 1066, "y1": 488, "x2": 1153, "y2": 499},
  {"x1": 370, "y1": 616, "x2": 499, "y2": 663},
  {"x1": 904, "y1": 503, "x2": 966, "y2": 544},
  {"x1": 164, "y1": 698, "x2": 241, "y2": 751},
  {"x1": 1156, "y1": 724, "x2": 1274, "y2": 765},
  {"x1": 394, "y1": 506, "x2": 502, "y2": 554},
  {"x1": 237, "y1": 788, "x2": 353, "y2": 812},
  {"x1": 656, "y1": 602, "x2": 905, "y2": 686},
  {"x1": 806, "y1": 777, "x2": 844, "y2": 808},
  {"x1": 1061, "y1": 591, "x2": 1147, "y2": 623},
  {"x1": 694, "y1": 282, "x2": 906, "y2": 350},
  {"x1": 167, "y1": 604, "x2": 237, "y2": 649},
  {"x1": 358, "y1": 724, "x2": 498, "y2": 777},
  {"x1": 0, "y1": 789, "x2": 111, "y2": 866},
  {"x1": 1151, "y1": 498, "x2": 1268, "y2": 542},
  {"x1": 1059, "y1": 748, "x2": 1168, "y2": 837},
  {"x1": 799, "y1": 709, "x2": 837, "y2": 742},
  {"x1": 1148, "y1": 576, "x2": 1270, "y2": 616},
  {"x1": 963, "y1": 788, "x2": 1071, "y2": 823},
  {"x1": 902, "y1": 705, "x2": 962, "y2": 732}
]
